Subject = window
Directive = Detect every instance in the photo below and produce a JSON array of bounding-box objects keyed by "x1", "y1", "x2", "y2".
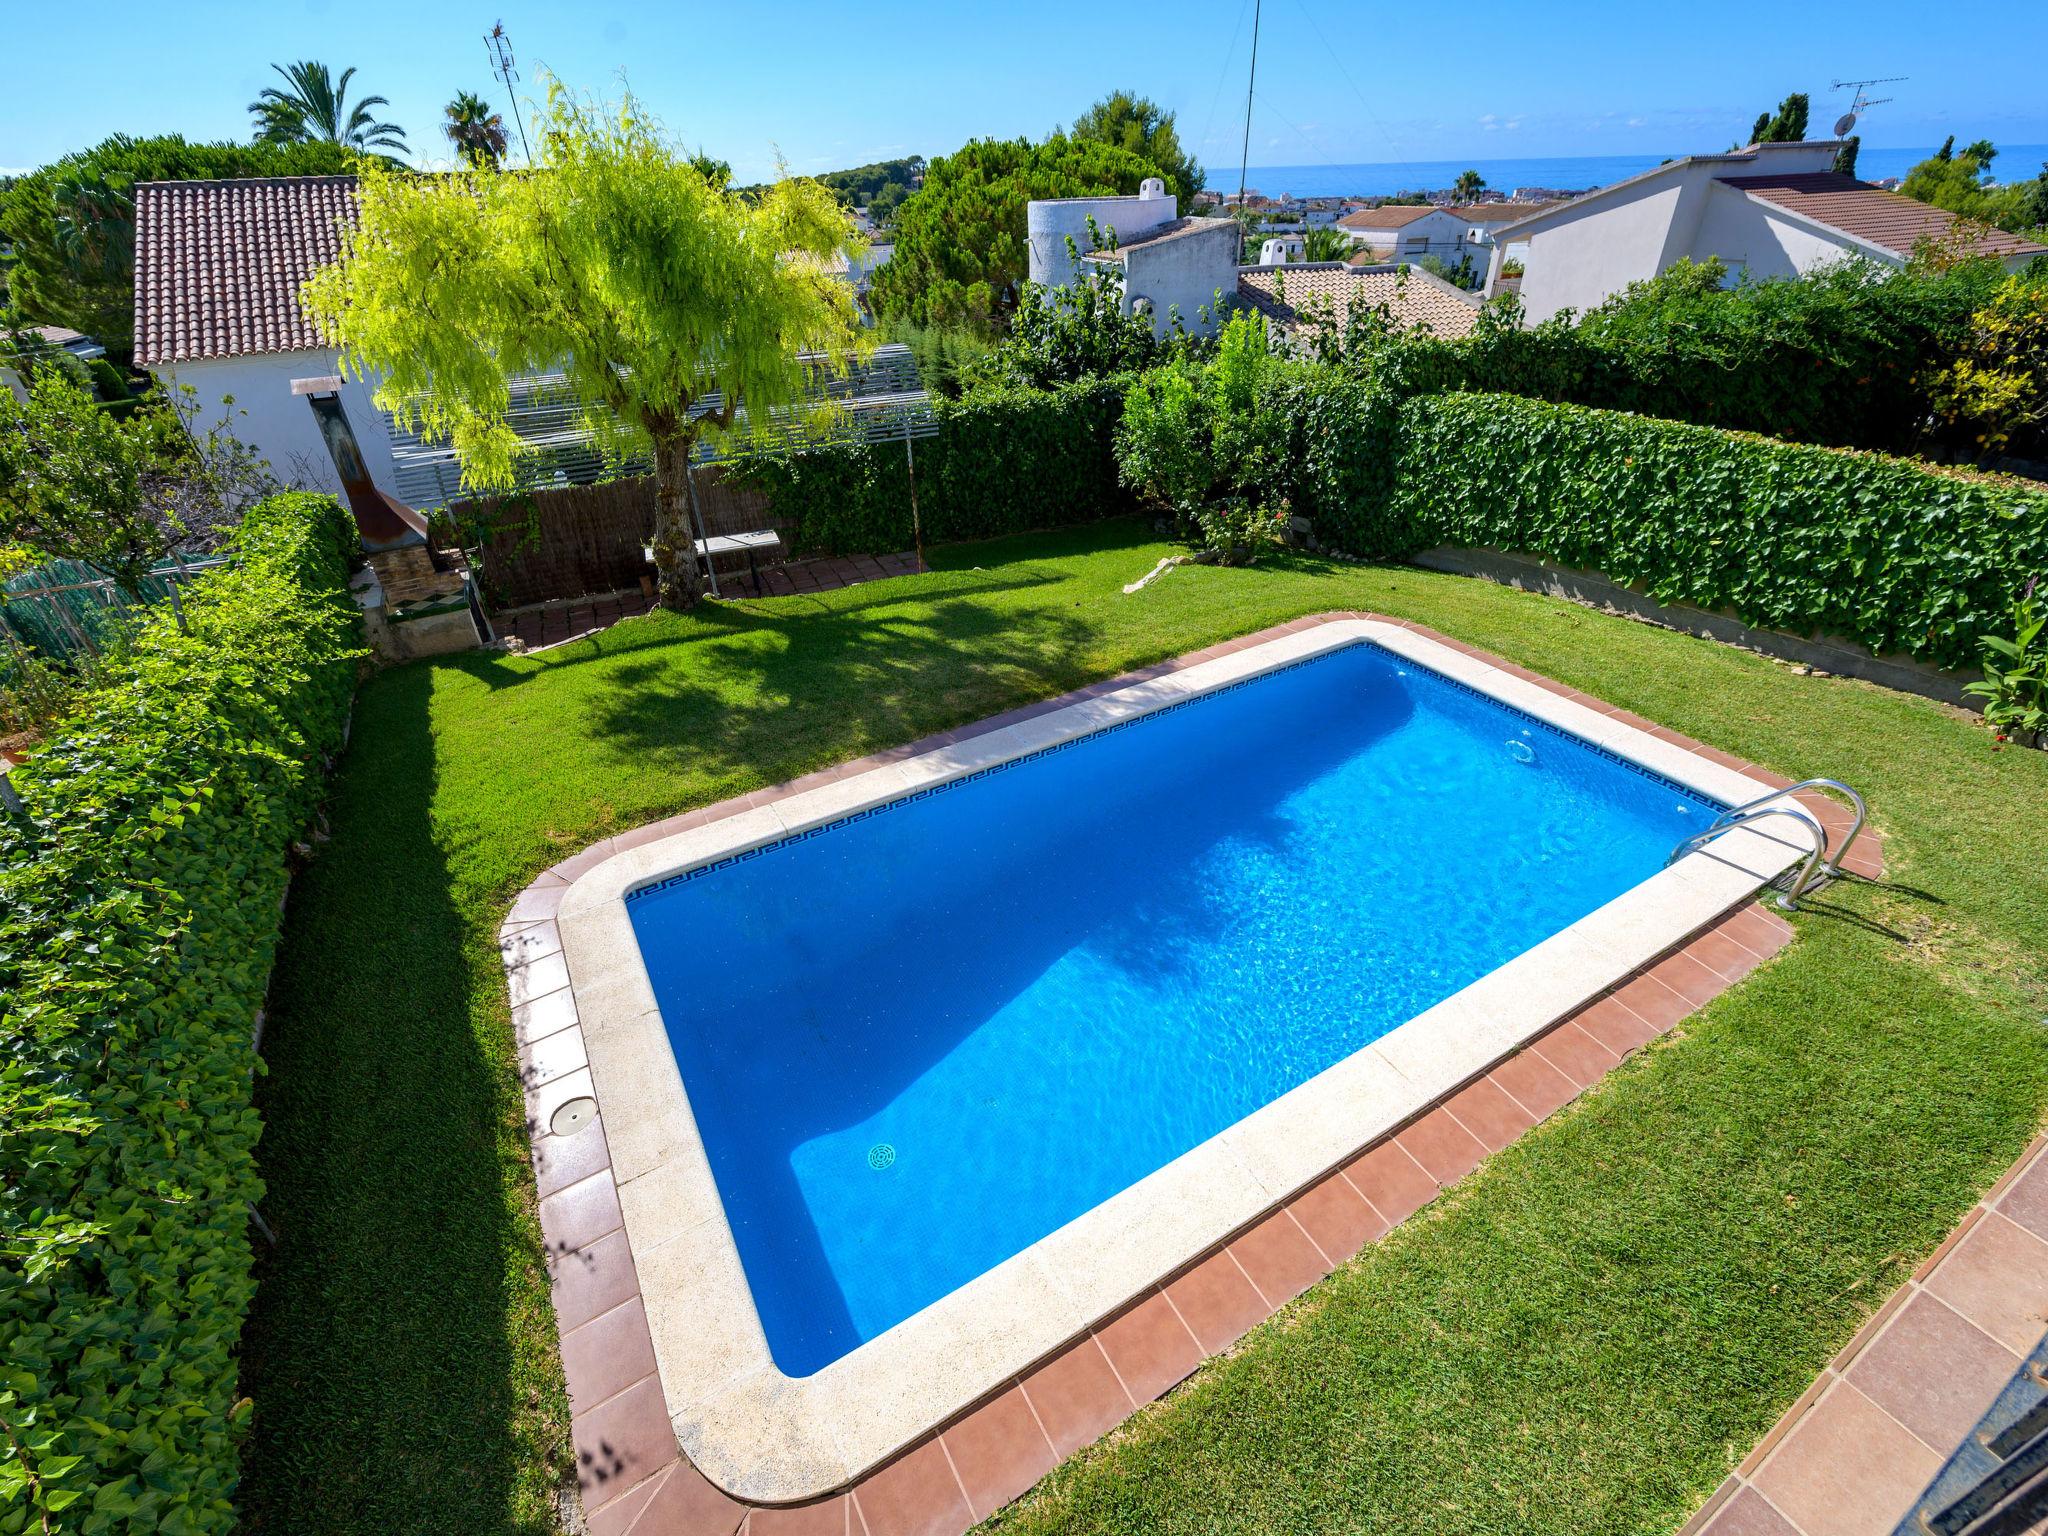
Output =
[{"x1": 1406, "y1": 237, "x2": 1430, "y2": 255}]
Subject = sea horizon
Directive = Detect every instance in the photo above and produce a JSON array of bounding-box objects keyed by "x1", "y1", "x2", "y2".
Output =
[{"x1": 1234, "y1": 145, "x2": 2048, "y2": 200}]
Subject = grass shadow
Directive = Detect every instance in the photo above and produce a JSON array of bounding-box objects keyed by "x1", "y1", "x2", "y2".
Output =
[{"x1": 238, "y1": 662, "x2": 566, "y2": 1536}]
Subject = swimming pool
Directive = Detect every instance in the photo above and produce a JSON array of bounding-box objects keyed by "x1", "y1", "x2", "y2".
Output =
[
  {"x1": 548, "y1": 618, "x2": 1800, "y2": 1499},
  {"x1": 628, "y1": 642, "x2": 1720, "y2": 1375}
]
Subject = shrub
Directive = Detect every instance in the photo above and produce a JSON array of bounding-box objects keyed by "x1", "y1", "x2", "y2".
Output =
[
  {"x1": 0, "y1": 492, "x2": 358, "y2": 1535},
  {"x1": 741, "y1": 374, "x2": 1132, "y2": 555},
  {"x1": 1964, "y1": 586, "x2": 2048, "y2": 743},
  {"x1": 1388, "y1": 392, "x2": 2048, "y2": 670}
]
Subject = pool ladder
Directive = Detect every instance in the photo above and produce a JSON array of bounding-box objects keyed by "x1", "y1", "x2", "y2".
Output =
[{"x1": 1665, "y1": 779, "x2": 1867, "y2": 911}]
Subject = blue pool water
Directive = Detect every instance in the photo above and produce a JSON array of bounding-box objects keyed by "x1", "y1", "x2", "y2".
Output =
[{"x1": 629, "y1": 643, "x2": 1719, "y2": 1374}]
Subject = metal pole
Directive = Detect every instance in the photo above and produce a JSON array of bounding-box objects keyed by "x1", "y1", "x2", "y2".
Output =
[
  {"x1": 1237, "y1": 0, "x2": 1263, "y2": 212},
  {"x1": 904, "y1": 416, "x2": 924, "y2": 574},
  {"x1": 684, "y1": 458, "x2": 720, "y2": 598}
]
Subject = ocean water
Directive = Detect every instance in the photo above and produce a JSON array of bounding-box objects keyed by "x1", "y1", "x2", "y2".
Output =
[
  {"x1": 629, "y1": 642, "x2": 1721, "y2": 1375},
  {"x1": 1236, "y1": 145, "x2": 2048, "y2": 200}
]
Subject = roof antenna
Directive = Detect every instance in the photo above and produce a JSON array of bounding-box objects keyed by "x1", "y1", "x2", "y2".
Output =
[
  {"x1": 1828, "y1": 76, "x2": 1905, "y2": 138},
  {"x1": 486, "y1": 22, "x2": 534, "y2": 165},
  {"x1": 1236, "y1": 0, "x2": 1263, "y2": 211}
]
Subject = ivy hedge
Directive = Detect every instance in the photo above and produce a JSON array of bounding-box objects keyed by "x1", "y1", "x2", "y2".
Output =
[
  {"x1": 0, "y1": 493, "x2": 359, "y2": 1535},
  {"x1": 740, "y1": 375, "x2": 1131, "y2": 555},
  {"x1": 1374, "y1": 392, "x2": 2048, "y2": 671}
]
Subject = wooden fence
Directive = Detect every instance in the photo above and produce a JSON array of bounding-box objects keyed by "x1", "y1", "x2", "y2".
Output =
[{"x1": 436, "y1": 466, "x2": 782, "y2": 611}]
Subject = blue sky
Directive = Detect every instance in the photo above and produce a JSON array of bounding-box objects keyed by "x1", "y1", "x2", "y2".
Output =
[{"x1": 4, "y1": 0, "x2": 2045, "y2": 180}]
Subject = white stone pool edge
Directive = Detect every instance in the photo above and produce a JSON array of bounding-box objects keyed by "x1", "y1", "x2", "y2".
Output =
[{"x1": 550, "y1": 618, "x2": 1806, "y2": 1503}]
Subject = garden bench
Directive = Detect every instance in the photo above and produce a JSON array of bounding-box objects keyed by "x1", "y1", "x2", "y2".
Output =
[{"x1": 642, "y1": 529, "x2": 783, "y2": 596}]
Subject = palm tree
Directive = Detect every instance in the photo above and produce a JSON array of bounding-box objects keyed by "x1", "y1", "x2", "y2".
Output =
[
  {"x1": 1302, "y1": 225, "x2": 1351, "y2": 262},
  {"x1": 249, "y1": 62, "x2": 407, "y2": 153},
  {"x1": 443, "y1": 91, "x2": 509, "y2": 169},
  {"x1": 1453, "y1": 168, "x2": 1486, "y2": 201}
]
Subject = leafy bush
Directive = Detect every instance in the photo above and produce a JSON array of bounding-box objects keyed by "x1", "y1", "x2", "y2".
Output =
[
  {"x1": 741, "y1": 375, "x2": 1132, "y2": 555},
  {"x1": 1386, "y1": 392, "x2": 2048, "y2": 670},
  {"x1": 968, "y1": 263, "x2": 1209, "y2": 391},
  {"x1": 1925, "y1": 274, "x2": 2048, "y2": 458},
  {"x1": 1964, "y1": 586, "x2": 2048, "y2": 743},
  {"x1": 0, "y1": 492, "x2": 358, "y2": 1535},
  {"x1": 1114, "y1": 312, "x2": 1288, "y2": 561}
]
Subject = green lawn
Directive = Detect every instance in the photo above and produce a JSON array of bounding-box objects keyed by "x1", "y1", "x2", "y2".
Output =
[{"x1": 238, "y1": 517, "x2": 2048, "y2": 1536}]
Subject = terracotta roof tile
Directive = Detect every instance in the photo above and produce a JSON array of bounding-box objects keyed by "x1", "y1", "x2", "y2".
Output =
[
  {"x1": 1079, "y1": 215, "x2": 1240, "y2": 259},
  {"x1": 1236, "y1": 264, "x2": 1481, "y2": 340},
  {"x1": 1716, "y1": 172, "x2": 2046, "y2": 261},
  {"x1": 133, "y1": 176, "x2": 360, "y2": 366},
  {"x1": 1335, "y1": 204, "x2": 1445, "y2": 232}
]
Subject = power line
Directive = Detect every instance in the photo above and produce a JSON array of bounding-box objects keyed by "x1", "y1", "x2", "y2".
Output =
[{"x1": 1237, "y1": 0, "x2": 1263, "y2": 206}]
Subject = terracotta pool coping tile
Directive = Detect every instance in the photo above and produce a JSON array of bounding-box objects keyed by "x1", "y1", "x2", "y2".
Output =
[
  {"x1": 1442, "y1": 1076, "x2": 1539, "y2": 1154},
  {"x1": 745, "y1": 1493, "x2": 852, "y2": 1536},
  {"x1": 1826, "y1": 1280, "x2": 1916, "y2": 1376},
  {"x1": 1645, "y1": 949, "x2": 1729, "y2": 1011},
  {"x1": 1716, "y1": 907, "x2": 1791, "y2": 962},
  {"x1": 1699, "y1": 1486, "x2": 1801, "y2": 1536},
  {"x1": 551, "y1": 1226, "x2": 643, "y2": 1333},
  {"x1": 550, "y1": 839, "x2": 622, "y2": 884},
  {"x1": 848, "y1": 1437, "x2": 972, "y2": 1536},
  {"x1": 1604, "y1": 971, "x2": 1693, "y2": 1036},
  {"x1": 1487, "y1": 1049, "x2": 1580, "y2": 1123},
  {"x1": 940, "y1": 1385, "x2": 1057, "y2": 1521},
  {"x1": 506, "y1": 881, "x2": 567, "y2": 925},
  {"x1": 508, "y1": 950, "x2": 572, "y2": 1009},
  {"x1": 1228, "y1": 1209, "x2": 1330, "y2": 1306},
  {"x1": 1163, "y1": 1249, "x2": 1270, "y2": 1355},
  {"x1": 501, "y1": 922, "x2": 564, "y2": 967},
  {"x1": 1344, "y1": 1138, "x2": 1441, "y2": 1225},
  {"x1": 1738, "y1": 1367, "x2": 1839, "y2": 1478},
  {"x1": 1990, "y1": 1144, "x2": 2048, "y2": 1241},
  {"x1": 625, "y1": 1455, "x2": 748, "y2": 1536},
  {"x1": 1676, "y1": 929, "x2": 1764, "y2": 985},
  {"x1": 1748, "y1": 1378, "x2": 1941, "y2": 1536},
  {"x1": 1910, "y1": 1203, "x2": 1985, "y2": 1283},
  {"x1": 1840, "y1": 1289, "x2": 2019, "y2": 1454},
  {"x1": 574, "y1": 1374, "x2": 687, "y2": 1520},
  {"x1": 534, "y1": 1120, "x2": 614, "y2": 1200},
  {"x1": 559, "y1": 1296, "x2": 660, "y2": 1418},
  {"x1": 1286, "y1": 1171, "x2": 1391, "y2": 1263},
  {"x1": 586, "y1": 1464, "x2": 676, "y2": 1536},
  {"x1": 1395, "y1": 1106, "x2": 1488, "y2": 1186},
  {"x1": 540, "y1": 1169, "x2": 625, "y2": 1260},
  {"x1": 1019, "y1": 1337, "x2": 1135, "y2": 1459},
  {"x1": 1093, "y1": 1289, "x2": 1204, "y2": 1405},
  {"x1": 1528, "y1": 1018, "x2": 1624, "y2": 1089},
  {"x1": 1676, "y1": 1477, "x2": 1740, "y2": 1536},
  {"x1": 1917, "y1": 1208, "x2": 2048, "y2": 1353}
]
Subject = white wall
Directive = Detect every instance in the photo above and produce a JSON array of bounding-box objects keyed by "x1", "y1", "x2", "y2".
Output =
[
  {"x1": 1027, "y1": 184, "x2": 1177, "y2": 290},
  {"x1": 1691, "y1": 185, "x2": 1874, "y2": 284},
  {"x1": 1119, "y1": 223, "x2": 1242, "y2": 336},
  {"x1": 152, "y1": 350, "x2": 400, "y2": 497}
]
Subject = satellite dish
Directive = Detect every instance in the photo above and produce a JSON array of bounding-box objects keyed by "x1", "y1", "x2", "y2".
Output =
[{"x1": 1833, "y1": 112, "x2": 1859, "y2": 137}]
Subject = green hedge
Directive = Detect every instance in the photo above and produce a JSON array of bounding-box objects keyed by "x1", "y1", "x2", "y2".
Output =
[
  {"x1": 741, "y1": 375, "x2": 1132, "y2": 556},
  {"x1": 1382, "y1": 392, "x2": 2048, "y2": 671},
  {"x1": 0, "y1": 493, "x2": 359, "y2": 1535}
]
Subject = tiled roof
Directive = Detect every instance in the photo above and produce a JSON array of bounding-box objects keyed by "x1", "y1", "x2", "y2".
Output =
[
  {"x1": 1335, "y1": 204, "x2": 1445, "y2": 232},
  {"x1": 1080, "y1": 215, "x2": 1239, "y2": 259},
  {"x1": 134, "y1": 176, "x2": 360, "y2": 366},
  {"x1": 1456, "y1": 201, "x2": 1561, "y2": 223},
  {"x1": 1717, "y1": 172, "x2": 2048, "y2": 261},
  {"x1": 1236, "y1": 264, "x2": 1481, "y2": 339}
]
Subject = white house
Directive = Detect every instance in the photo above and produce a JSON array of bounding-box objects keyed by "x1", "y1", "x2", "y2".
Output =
[
  {"x1": 1484, "y1": 140, "x2": 2048, "y2": 322},
  {"x1": 133, "y1": 177, "x2": 408, "y2": 499},
  {"x1": 1029, "y1": 179, "x2": 1243, "y2": 337},
  {"x1": 1333, "y1": 204, "x2": 1475, "y2": 265}
]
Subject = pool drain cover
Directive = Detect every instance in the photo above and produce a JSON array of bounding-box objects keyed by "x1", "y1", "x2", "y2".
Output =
[
  {"x1": 550, "y1": 1096, "x2": 598, "y2": 1137},
  {"x1": 867, "y1": 1143, "x2": 896, "y2": 1171}
]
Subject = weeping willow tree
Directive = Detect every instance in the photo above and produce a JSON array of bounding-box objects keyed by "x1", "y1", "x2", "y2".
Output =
[{"x1": 302, "y1": 80, "x2": 868, "y2": 608}]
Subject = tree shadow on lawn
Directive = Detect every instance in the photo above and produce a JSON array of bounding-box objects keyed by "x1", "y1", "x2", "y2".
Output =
[{"x1": 239, "y1": 661, "x2": 565, "y2": 1536}]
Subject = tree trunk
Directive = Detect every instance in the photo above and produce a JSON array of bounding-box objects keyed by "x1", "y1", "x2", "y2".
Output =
[{"x1": 649, "y1": 431, "x2": 704, "y2": 611}]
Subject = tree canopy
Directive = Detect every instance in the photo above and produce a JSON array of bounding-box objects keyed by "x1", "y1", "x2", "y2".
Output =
[
  {"x1": 443, "y1": 91, "x2": 509, "y2": 169},
  {"x1": 301, "y1": 79, "x2": 867, "y2": 608},
  {"x1": 0, "y1": 135, "x2": 356, "y2": 359},
  {"x1": 1067, "y1": 91, "x2": 1203, "y2": 205},
  {"x1": 867, "y1": 134, "x2": 1168, "y2": 334},
  {"x1": 250, "y1": 61, "x2": 407, "y2": 152},
  {"x1": 1748, "y1": 93, "x2": 1809, "y2": 145},
  {"x1": 1901, "y1": 138, "x2": 2048, "y2": 235}
]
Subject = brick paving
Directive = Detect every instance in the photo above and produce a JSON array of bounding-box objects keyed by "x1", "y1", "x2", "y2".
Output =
[
  {"x1": 1680, "y1": 1134, "x2": 2048, "y2": 1536},
  {"x1": 500, "y1": 611, "x2": 1898, "y2": 1536},
  {"x1": 498, "y1": 551, "x2": 923, "y2": 651}
]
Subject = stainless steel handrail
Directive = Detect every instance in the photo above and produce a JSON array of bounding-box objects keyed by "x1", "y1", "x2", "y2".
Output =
[
  {"x1": 1668, "y1": 802, "x2": 1830, "y2": 911},
  {"x1": 1713, "y1": 779, "x2": 1868, "y2": 877}
]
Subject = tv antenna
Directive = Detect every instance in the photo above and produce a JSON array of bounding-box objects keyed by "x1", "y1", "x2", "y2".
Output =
[
  {"x1": 1236, "y1": 0, "x2": 1263, "y2": 211},
  {"x1": 1828, "y1": 76, "x2": 1904, "y2": 138},
  {"x1": 486, "y1": 22, "x2": 533, "y2": 165}
]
